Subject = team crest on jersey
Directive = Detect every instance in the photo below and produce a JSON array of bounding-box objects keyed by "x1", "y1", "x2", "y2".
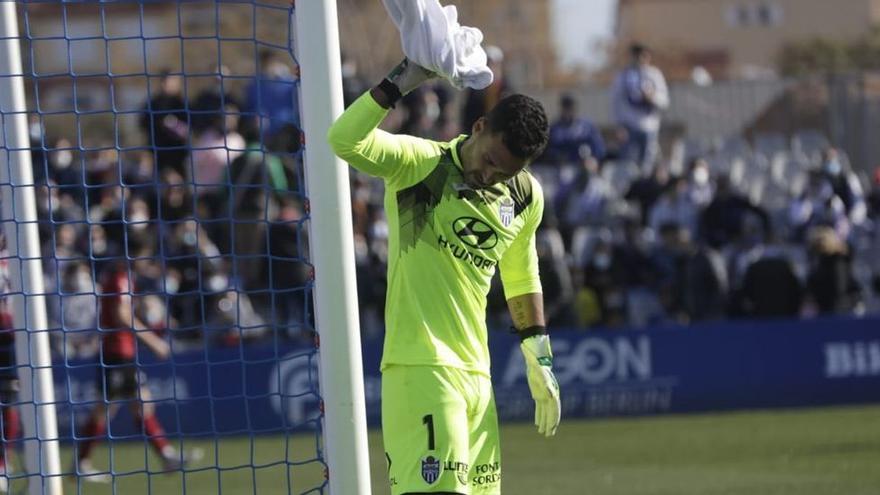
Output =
[
  {"x1": 499, "y1": 198, "x2": 514, "y2": 227},
  {"x1": 421, "y1": 456, "x2": 441, "y2": 484}
]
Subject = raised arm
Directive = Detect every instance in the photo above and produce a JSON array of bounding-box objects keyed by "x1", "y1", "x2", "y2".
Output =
[{"x1": 327, "y1": 59, "x2": 441, "y2": 186}]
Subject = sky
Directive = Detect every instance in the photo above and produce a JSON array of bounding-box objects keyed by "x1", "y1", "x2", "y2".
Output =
[{"x1": 552, "y1": 0, "x2": 617, "y2": 70}]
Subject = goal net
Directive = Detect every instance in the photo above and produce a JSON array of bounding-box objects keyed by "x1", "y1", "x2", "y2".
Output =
[{"x1": 0, "y1": 1, "x2": 368, "y2": 493}]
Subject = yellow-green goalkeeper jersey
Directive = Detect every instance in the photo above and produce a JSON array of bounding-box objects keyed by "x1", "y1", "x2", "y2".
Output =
[{"x1": 328, "y1": 92, "x2": 543, "y2": 376}]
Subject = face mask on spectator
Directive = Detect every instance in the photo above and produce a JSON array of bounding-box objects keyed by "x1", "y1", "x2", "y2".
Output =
[
  {"x1": 145, "y1": 303, "x2": 162, "y2": 326},
  {"x1": 693, "y1": 167, "x2": 709, "y2": 185},
  {"x1": 183, "y1": 230, "x2": 197, "y2": 247},
  {"x1": 91, "y1": 238, "x2": 106, "y2": 256},
  {"x1": 594, "y1": 252, "x2": 612, "y2": 270},
  {"x1": 269, "y1": 63, "x2": 292, "y2": 79},
  {"x1": 824, "y1": 160, "x2": 842, "y2": 176},
  {"x1": 164, "y1": 276, "x2": 179, "y2": 294},
  {"x1": 209, "y1": 274, "x2": 228, "y2": 292},
  {"x1": 53, "y1": 150, "x2": 73, "y2": 170},
  {"x1": 74, "y1": 273, "x2": 92, "y2": 292},
  {"x1": 30, "y1": 122, "x2": 42, "y2": 141},
  {"x1": 128, "y1": 211, "x2": 149, "y2": 231}
]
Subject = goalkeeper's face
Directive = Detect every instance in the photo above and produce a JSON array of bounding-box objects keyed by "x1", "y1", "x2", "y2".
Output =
[{"x1": 462, "y1": 118, "x2": 529, "y2": 189}]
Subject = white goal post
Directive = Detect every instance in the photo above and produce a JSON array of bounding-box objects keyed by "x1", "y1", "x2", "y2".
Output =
[
  {"x1": 295, "y1": 1, "x2": 372, "y2": 493},
  {"x1": 0, "y1": 3, "x2": 63, "y2": 495}
]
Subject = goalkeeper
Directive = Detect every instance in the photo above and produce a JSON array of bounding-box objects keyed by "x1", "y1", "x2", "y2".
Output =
[{"x1": 328, "y1": 58, "x2": 561, "y2": 495}]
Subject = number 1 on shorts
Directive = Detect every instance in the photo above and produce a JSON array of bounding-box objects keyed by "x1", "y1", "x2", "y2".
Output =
[{"x1": 422, "y1": 414, "x2": 435, "y2": 450}]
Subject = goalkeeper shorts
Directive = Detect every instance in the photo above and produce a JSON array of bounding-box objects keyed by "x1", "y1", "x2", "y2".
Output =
[{"x1": 381, "y1": 365, "x2": 501, "y2": 495}]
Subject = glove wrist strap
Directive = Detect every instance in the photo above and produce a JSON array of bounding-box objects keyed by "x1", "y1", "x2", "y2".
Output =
[
  {"x1": 376, "y1": 78, "x2": 403, "y2": 108},
  {"x1": 511, "y1": 325, "x2": 547, "y2": 342}
]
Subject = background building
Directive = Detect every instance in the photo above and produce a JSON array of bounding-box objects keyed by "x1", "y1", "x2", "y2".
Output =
[{"x1": 615, "y1": 0, "x2": 880, "y2": 79}]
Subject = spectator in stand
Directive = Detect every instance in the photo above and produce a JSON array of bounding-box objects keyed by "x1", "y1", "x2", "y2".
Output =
[
  {"x1": 536, "y1": 212, "x2": 575, "y2": 327},
  {"x1": 162, "y1": 219, "x2": 227, "y2": 341},
  {"x1": 59, "y1": 261, "x2": 99, "y2": 358},
  {"x1": 612, "y1": 216, "x2": 665, "y2": 328},
  {"x1": 543, "y1": 94, "x2": 605, "y2": 165},
  {"x1": 42, "y1": 220, "x2": 85, "y2": 334},
  {"x1": 681, "y1": 240, "x2": 729, "y2": 323},
  {"x1": 35, "y1": 179, "x2": 86, "y2": 251},
  {"x1": 123, "y1": 150, "x2": 160, "y2": 201},
  {"x1": 601, "y1": 125, "x2": 631, "y2": 163},
  {"x1": 868, "y1": 167, "x2": 880, "y2": 221},
  {"x1": 190, "y1": 100, "x2": 245, "y2": 193},
  {"x1": 189, "y1": 101, "x2": 245, "y2": 234},
  {"x1": 264, "y1": 197, "x2": 312, "y2": 340},
  {"x1": 398, "y1": 86, "x2": 442, "y2": 138},
  {"x1": 243, "y1": 50, "x2": 300, "y2": 138},
  {"x1": 583, "y1": 230, "x2": 629, "y2": 327},
  {"x1": 806, "y1": 226, "x2": 862, "y2": 316},
  {"x1": 685, "y1": 157, "x2": 714, "y2": 208},
  {"x1": 190, "y1": 64, "x2": 240, "y2": 136},
  {"x1": 103, "y1": 195, "x2": 155, "y2": 259},
  {"x1": 611, "y1": 43, "x2": 669, "y2": 172},
  {"x1": 85, "y1": 147, "x2": 126, "y2": 210},
  {"x1": 430, "y1": 82, "x2": 458, "y2": 141},
  {"x1": 226, "y1": 118, "x2": 299, "y2": 291},
  {"x1": 653, "y1": 222, "x2": 729, "y2": 324},
  {"x1": 28, "y1": 114, "x2": 47, "y2": 185},
  {"x1": 341, "y1": 53, "x2": 369, "y2": 108},
  {"x1": 649, "y1": 176, "x2": 699, "y2": 241},
  {"x1": 555, "y1": 155, "x2": 613, "y2": 235},
  {"x1": 47, "y1": 137, "x2": 80, "y2": 188},
  {"x1": 650, "y1": 223, "x2": 689, "y2": 324},
  {"x1": 789, "y1": 169, "x2": 849, "y2": 242},
  {"x1": 818, "y1": 147, "x2": 867, "y2": 229},
  {"x1": 460, "y1": 45, "x2": 508, "y2": 132},
  {"x1": 734, "y1": 254, "x2": 803, "y2": 319},
  {"x1": 700, "y1": 175, "x2": 770, "y2": 249},
  {"x1": 626, "y1": 162, "x2": 671, "y2": 225},
  {"x1": 728, "y1": 219, "x2": 803, "y2": 319},
  {"x1": 140, "y1": 70, "x2": 189, "y2": 177},
  {"x1": 158, "y1": 169, "x2": 193, "y2": 223}
]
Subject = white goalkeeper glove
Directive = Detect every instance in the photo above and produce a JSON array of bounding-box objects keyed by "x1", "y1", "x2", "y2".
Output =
[{"x1": 520, "y1": 334, "x2": 561, "y2": 437}]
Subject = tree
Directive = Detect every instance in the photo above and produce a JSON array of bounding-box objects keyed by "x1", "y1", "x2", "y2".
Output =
[{"x1": 779, "y1": 28, "x2": 880, "y2": 76}]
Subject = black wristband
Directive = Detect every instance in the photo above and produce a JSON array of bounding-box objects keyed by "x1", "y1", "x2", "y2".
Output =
[
  {"x1": 511, "y1": 325, "x2": 547, "y2": 342},
  {"x1": 377, "y1": 78, "x2": 403, "y2": 108}
]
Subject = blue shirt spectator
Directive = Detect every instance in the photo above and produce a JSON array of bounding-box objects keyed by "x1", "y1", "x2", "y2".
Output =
[
  {"x1": 244, "y1": 50, "x2": 300, "y2": 136},
  {"x1": 610, "y1": 44, "x2": 669, "y2": 172},
  {"x1": 544, "y1": 94, "x2": 605, "y2": 164}
]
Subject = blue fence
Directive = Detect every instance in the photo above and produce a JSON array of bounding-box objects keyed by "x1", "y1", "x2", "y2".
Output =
[{"x1": 52, "y1": 317, "x2": 880, "y2": 437}]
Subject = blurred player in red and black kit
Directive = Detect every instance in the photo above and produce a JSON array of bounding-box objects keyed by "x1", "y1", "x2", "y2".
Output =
[
  {"x1": 75, "y1": 260, "x2": 193, "y2": 481},
  {"x1": 0, "y1": 233, "x2": 21, "y2": 493}
]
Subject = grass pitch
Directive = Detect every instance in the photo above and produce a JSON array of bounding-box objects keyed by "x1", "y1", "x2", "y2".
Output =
[{"x1": 7, "y1": 404, "x2": 879, "y2": 494}]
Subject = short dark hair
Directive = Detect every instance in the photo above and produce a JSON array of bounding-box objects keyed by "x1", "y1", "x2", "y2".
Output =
[
  {"x1": 630, "y1": 43, "x2": 649, "y2": 58},
  {"x1": 485, "y1": 94, "x2": 549, "y2": 160},
  {"x1": 560, "y1": 93, "x2": 577, "y2": 109},
  {"x1": 260, "y1": 49, "x2": 277, "y2": 65}
]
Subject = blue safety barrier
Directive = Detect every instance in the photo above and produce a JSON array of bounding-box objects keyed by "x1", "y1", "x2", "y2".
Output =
[{"x1": 52, "y1": 316, "x2": 880, "y2": 437}]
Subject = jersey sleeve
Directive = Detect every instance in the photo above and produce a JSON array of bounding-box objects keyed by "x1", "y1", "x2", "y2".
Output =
[
  {"x1": 499, "y1": 176, "x2": 544, "y2": 299},
  {"x1": 327, "y1": 91, "x2": 443, "y2": 190}
]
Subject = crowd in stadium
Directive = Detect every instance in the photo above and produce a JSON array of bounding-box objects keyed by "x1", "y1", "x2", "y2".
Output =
[
  {"x1": 349, "y1": 46, "x2": 880, "y2": 335},
  {"x1": 22, "y1": 48, "x2": 880, "y2": 358},
  {"x1": 30, "y1": 51, "x2": 310, "y2": 357}
]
